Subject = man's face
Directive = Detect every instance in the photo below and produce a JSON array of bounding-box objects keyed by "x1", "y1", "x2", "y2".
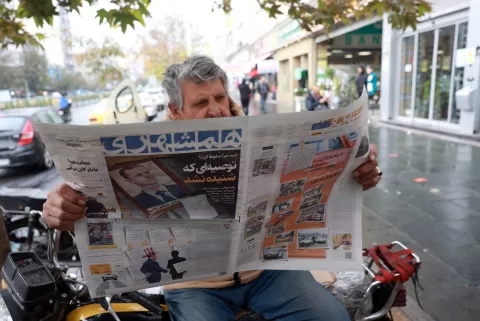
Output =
[
  {"x1": 124, "y1": 165, "x2": 158, "y2": 189},
  {"x1": 367, "y1": 67, "x2": 373, "y2": 74},
  {"x1": 313, "y1": 89, "x2": 321, "y2": 99},
  {"x1": 150, "y1": 254, "x2": 157, "y2": 261},
  {"x1": 169, "y1": 79, "x2": 231, "y2": 120},
  {"x1": 260, "y1": 77, "x2": 265, "y2": 83}
]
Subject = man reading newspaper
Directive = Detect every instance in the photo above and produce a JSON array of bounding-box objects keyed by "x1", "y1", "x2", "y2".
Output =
[{"x1": 43, "y1": 55, "x2": 382, "y2": 321}]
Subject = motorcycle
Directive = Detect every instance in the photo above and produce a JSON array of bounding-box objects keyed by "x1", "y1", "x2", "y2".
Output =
[
  {"x1": 1, "y1": 195, "x2": 423, "y2": 321},
  {"x1": 58, "y1": 99, "x2": 73, "y2": 123},
  {"x1": 0, "y1": 190, "x2": 78, "y2": 263}
]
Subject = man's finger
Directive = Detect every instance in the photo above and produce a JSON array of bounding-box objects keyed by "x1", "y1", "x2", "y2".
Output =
[
  {"x1": 353, "y1": 159, "x2": 378, "y2": 177},
  {"x1": 56, "y1": 183, "x2": 86, "y2": 206},
  {"x1": 49, "y1": 205, "x2": 84, "y2": 222},
  {"x1": 48, "y1": 191, "x2": 85, "y2": 214},
  {"x1": 359, "y1": 176, "x2": 381, "y2": 190},
  {"x1": 42, "y1": 211, "x2": 74, "y2": 231},
  {"x1": 354, "y1": 168, "x2": 380, "y2": 183}
]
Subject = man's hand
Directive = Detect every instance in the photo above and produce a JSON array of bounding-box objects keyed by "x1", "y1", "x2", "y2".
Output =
[
  {"x1": 353, "y1": 144, "x2": 382, "y2": 191},
  {"x1": 42, "y1": 183, "x2": 86, "y2": 231}
]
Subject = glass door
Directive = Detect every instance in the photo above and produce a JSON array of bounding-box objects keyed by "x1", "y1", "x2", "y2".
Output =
[
  {"x1": 403, "y1": 23, "x2": 468, "y2": 123},
  {"x1": 432, "y1": 25, "x2": 455, "y2": 121},
  {"x1": 414, "y1": 30, "x2": 435, "y2": 119}
]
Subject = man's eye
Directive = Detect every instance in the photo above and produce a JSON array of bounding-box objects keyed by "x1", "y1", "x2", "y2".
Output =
[
  {"x1": 216, "y1": 95, "x2": 225, "y2": 100},
  {"x1": 195, "y1": 100, "x2": 208, "y2": 107}
]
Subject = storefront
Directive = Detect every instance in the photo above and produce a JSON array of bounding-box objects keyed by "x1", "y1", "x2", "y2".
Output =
[
  {"x1": 315, "y1": 19, "x2": 383, "y2": 108},
  {"x1": 273, "y1": 20, "x2": 317, "y2": 112},
  {"x1": 381, "y1": 0, "x2": 479, "y2": 135}
]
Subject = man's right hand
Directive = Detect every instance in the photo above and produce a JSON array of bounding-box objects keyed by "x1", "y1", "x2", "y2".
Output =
[{"x1": 43, "y1": 183, "x2": 87, "y2": 231}]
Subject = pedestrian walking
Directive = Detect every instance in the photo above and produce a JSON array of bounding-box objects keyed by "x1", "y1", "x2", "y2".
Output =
[
  {"x1": 366, "y1": 65, "x2": 378, "y2": 99},
  {"x1": 355, "y1": 66, "x2": 368, "y2": 98},
  {"x1": 258, "y1": 76, "x2": 270, "y2": 114},
  {"x1": 238, "y1": 78, "x2": 251, "y2": 115}
]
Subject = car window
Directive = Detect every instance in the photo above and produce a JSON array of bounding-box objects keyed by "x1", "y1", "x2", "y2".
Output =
[
  {"x1": 116, "y1": 87, "x2": 134, "y2": 113},
  {"x1": 46, "y1": 109, "x2": 65, "y2": 124},
  {"x1": 0, "y1": 117, "x2": 26, "y2": 131}
]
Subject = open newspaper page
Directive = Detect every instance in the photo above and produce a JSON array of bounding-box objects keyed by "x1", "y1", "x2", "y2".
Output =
[
  {"x1": 36, "y1": 116, "x2": 249, "y2": 297},
  {"x1": 36, "y1": 92, "x2": 369, "y2": 298},
  {"x1": 235, "y1": 91, "x2": 369, "y2": 272}
]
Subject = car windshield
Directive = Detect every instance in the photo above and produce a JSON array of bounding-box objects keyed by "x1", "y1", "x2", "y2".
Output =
[{"x1": 0, "y1": 117, "x2": 26, "y2": 131}]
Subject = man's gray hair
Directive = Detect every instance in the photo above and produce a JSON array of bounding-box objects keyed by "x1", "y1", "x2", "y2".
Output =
[{"x1": 162, "y1": 55, "x2": 228, "y2": 110}]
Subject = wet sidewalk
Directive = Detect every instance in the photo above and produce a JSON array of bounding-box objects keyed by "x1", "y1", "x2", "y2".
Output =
[{"x1": 364, "y1": 124, "x2": 480, "y2": 321}]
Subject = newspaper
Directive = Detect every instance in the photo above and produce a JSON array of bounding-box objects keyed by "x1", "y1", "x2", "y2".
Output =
[{"x1": 36, "y1": 92, "x2": 370, "y2": 298}]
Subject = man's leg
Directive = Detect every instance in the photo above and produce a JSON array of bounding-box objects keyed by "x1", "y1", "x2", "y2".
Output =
[
  {"x1": 260, "y1": 98, "x2": 267, "y2": 114},
  {"x1": 247, "y1": 270, "x2": 350, "y2": 321},
  {"x1": 164, "y1": 287, "x2": 244, "y2": 321}
]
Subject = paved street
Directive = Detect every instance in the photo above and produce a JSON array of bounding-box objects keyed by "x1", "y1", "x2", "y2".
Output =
[{"x1": 364, "y1": 124, "x2": 480, "y2": 321}]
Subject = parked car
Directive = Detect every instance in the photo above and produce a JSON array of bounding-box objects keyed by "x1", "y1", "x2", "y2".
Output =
[
  {"x1": 139, "y1": 92, "x2": 158, "y2": 121},
  {"x1": 88, "y1": 79, "x2": 148, "y2": 125},
  {"x1": 0, "y1": 107, "x2": 63, "y2": 169},
  {"x1": 145, "y1": 87, "x2": 167, "y2": 111}
]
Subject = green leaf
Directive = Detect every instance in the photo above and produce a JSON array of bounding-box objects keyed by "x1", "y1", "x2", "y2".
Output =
[
  {"x1": 132, "y1": 9, "x2": 145, "y2": 25},
  {"x1": 36, "y1": 33, "x2": 45, "y2": 40},
  {"x1": 96, "y1": 8, "x2": 108, "y2": 24}
]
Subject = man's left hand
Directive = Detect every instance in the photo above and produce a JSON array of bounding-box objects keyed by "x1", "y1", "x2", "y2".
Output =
[{"x1": 353, "y1": 144, "x2": 382, "y2": 191}]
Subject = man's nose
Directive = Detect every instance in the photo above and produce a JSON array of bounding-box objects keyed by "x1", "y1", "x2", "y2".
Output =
[{"x1": 206, "y1": 102, "x2": 222, "y2": 117}]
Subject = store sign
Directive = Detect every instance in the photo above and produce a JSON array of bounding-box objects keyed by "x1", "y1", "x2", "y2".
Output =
[
  {"x1": 257, "y1": 60, "x2": 279, "y2": 74},
  {"x1": 331, "y1": 22, "x2": 383, "y2": 49},
  {"x1": 278, "y1": 20, "x2": 303, "y2": 46},
  {"x1": 332, "y1": 34, "x2": 382, "y2": 49}
]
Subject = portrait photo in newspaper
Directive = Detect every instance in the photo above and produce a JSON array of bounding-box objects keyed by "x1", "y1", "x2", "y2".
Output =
[
  {"x1": 106, "y1": 149, "x2": 241, "y2": 219},
  {"x1": 87, "y1": 222, "x2": 116, "y2": 249}
]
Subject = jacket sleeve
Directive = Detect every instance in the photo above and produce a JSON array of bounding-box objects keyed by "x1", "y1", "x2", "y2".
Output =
[{"x1": 305, "y1": 96, "x2": 319, "y2": 111}]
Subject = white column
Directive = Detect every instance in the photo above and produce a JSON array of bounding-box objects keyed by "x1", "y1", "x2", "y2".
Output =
[
  {"x1": 379, "y1": 14, "x2": 397, "y2": 121},
  {"x1": 459, "y1": 1, "x2": 480, "y2": 134}
]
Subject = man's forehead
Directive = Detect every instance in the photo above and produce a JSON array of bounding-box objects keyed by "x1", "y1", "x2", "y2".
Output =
[
  {"x1": 182, "y1": 79, "x2": 225, "y2": 97},
  {"x1": 126, "y1": 165, "x2": 147, "y2": 173}
]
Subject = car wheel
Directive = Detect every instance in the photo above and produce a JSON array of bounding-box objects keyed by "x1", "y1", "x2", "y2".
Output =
[{"x1": 39, "y1": 148, "x2": 54, "y2": 169}]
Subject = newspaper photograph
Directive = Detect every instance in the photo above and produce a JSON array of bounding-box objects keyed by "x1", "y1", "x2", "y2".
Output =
[{"x1": 36, "y1": 92, "x2": 369, "y2": 297}]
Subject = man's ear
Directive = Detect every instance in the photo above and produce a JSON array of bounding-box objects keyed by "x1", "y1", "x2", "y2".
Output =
[{"x1": 168, "y1": 103, "x2": 182, "y2": 120}]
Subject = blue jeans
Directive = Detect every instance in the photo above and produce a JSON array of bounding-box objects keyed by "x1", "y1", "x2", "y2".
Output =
[
  {"x1": 164, "y1": 270, "x2": 350, "y2": 321},
  {"x1": 260, "y1": 96, "x2": 267, "y2": 114}
]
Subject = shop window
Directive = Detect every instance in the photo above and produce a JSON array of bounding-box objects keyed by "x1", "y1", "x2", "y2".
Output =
[
  {"x1": 414, "y1": 30, "x2": 435, "y2": 119},
  {"x1": 399, "y1": 36, "x2": 415, "y2": 116},
  {"x1": 433, "y1": 25, "x2": 455, "y2": 121},
  {"x1": 451, "y1": 22, "x2": 468, "y2": 123}
]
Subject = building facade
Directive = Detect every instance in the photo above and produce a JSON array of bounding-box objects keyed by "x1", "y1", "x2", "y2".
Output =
[{"x1": 380, "y1": 0, "x2": 479, "y2": 135}]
